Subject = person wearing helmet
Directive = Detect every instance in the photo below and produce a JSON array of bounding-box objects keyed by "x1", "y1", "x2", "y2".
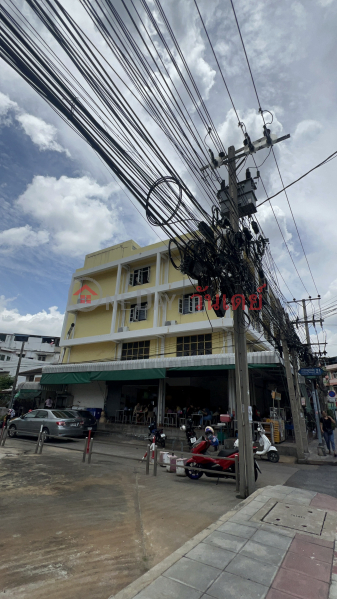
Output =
[{"x1": 205, "y1": 426, "x2": 219, "y2": 450}]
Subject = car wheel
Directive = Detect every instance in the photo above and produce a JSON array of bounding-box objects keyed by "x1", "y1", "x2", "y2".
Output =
[
  {"x1": 186, "y1": 461, "x2": 203, "y2": 480},
  {"x1": 8, "y1": 425, "x2": 17, "y2": 438},
  {"x1": 42, "y1": 427, "x2": 50, "y2": 441},
  {"x1": 267, "y1": 451, "x2": 279, "y2": 463}
]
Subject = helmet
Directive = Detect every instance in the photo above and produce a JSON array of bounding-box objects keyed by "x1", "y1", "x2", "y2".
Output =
[
  {"x1": 180, "y1": 425, "x2": 186, "y2": 431},
  {"x1": 205, "y1": 426, "x2": 214, "y2": 435},
  {"x1": 234, "y1": 438, "x2": 239, "y2": 448}
]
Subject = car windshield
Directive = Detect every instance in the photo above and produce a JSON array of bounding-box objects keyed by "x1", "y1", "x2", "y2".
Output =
[
  {"x1": 51, "y1": 410, "x2": 74, "y2": 419},
  {"x1": 62, "y1": 410, "x2": 78, "y2": 418}
]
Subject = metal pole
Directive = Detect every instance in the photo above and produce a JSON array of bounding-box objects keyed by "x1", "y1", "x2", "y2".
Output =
[
  {"x1": 292, "y1": 349, "x2": 309, "y2": 452},
  {"x1": 153, "y1": 446, "x2": 158, "y2": 476},
  {"x1": 39, "y1": 431, "x2": 46, "y2": 454},
  {"x1": 145, "y1": 444, "x2": 150, "y2": 474},
  {"x1": 311, "y1": 380, "x2": 324, "y2": 448},
  {"x1": 0, "y1": 428, "x2": 8, "y2": 446},
  {"x1": 35, "y1": 425, "x2": 43, "y2": 454},
  {"x1": 82, "y1": 437, "x2": 88, "y2": 463},
  {"x1": 228, "y1": 145, "x2": 255, "y2": 498},
  {"x1": 235, "y1": 454, "x2": 239, "y2": 493},
  {"x1": 9, "y1": 341, "x2": 25, "y2": 409},
  {"x1": 88, "y1": 438, "x2": 94, "y2": 464}
]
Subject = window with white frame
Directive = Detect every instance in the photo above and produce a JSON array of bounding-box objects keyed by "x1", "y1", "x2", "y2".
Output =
[
  {"x1": 0, "y1": 354, "x2": 5, "y2": 361},
  {"x1": 129, "y1": 266, "x2": 151, "y2": 286},
  {"x1": 38, "y1": 355, "x2": 46, "y2": 361},
  {"x1": 178, "y1": 293, "x2": 204, "y2": 315},
  {"x1": 177, "y1": 334, "x2": 212, "y2": 357},
  {"x1": 130, "y1": 302, "x2": 148, "y2": 322}
]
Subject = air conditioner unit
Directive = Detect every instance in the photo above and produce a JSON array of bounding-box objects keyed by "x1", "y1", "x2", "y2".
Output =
[
  {"x1": 165, "y1": 320, "x2": 177, "y2": 326},
  {"x1": 118, "y1": 326, "x2": 129, "y2": 333}
]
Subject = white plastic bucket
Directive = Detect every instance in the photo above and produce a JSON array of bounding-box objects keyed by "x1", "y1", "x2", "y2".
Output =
[
  {"x1": 166, "y1": 454, "x2": 177, "y2": 473},
  {"x1": 160, "y1": 451, "x2": 170, "y2": 467},
  {"x1": 176, "y1": 457, "x2": 188, "y2": 476}
]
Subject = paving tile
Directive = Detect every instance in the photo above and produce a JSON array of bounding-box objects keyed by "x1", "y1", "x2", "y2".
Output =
[
  {"x1": 260, "y1": 524, "x2": 296, "y2": 538},
  {"x1": 289, "y1": 537, "x2": 333, "y2": 563},
  {"x1": 135, "y1": 576, "x2": 203, "y2": 599},
  {"x1": 329, "y1": 580, "x2": 337, "y2": 599},
  {"x1": 163, "y1": 557, "x2": 220, "y2": 592},
  {"x1": 217, "y1": 521, "x2": 256, "y2": 539},
  {"x1": 272, "y1": 566, "x2": 329, "y2": 599},
  {"x1": 240, "y1": 539, "x2": 287, "y2": 566},
  {"x1": 185, "y1": 543, "x2": 236, "y2": 570},
  {"x1": 225, "y1": 554, "x2": 278, "y2": 586},
  {"x1": 279, "y1": 496, "x2": 312, "y2": 506},
  {"x1": 266, "y1": 589, "x2": 303, "y2": 599},
  {"x1": 288, "y1": 489, "x2": 317, "y2": 500},
  {"x1": 206, "y1": 571, "x2": 268, "y2": 599},
  {"x1": 251, "y1": 529, "x2": 292, "y2": 551},
  {"x1": 203, "y1": 531, "x2": 247, "y2": 553},
  {"x1": 229, "y1": 512, "x2": 261, "y2": 524},
  {"x1": 295, "y1": 532, "x2": 334, "y2": 548},
  {"x1": 311, "y1": 493, "x2": 337, "y2": 512},
  {"x1": 282, "y1": 550, "x2": 331, "y2": 582}
]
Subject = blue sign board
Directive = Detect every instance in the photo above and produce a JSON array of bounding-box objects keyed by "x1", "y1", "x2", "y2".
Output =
[
  {"x1": 298, "y1": 367, "x2": 325, "y2": 377},
  {"x1": 328, "y1": 391, "x2": 336, "y2": 398}
]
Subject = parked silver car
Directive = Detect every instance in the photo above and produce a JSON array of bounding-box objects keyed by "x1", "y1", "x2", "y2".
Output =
[
  {"x1": 68, "y1": 409, "x2": 97, "y2": 435},
  {"x1": 7, "y1": 409, "x2": 84, "y2": 439}
]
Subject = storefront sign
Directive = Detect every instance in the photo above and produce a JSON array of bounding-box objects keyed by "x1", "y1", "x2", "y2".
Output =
[{"x1": 298, "y1": 367, "x2": 325, "y2": 377}]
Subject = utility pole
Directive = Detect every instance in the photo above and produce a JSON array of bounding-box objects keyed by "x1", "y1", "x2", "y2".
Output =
[
  {"x1": 301, "y1": 299, "x2": 324, "y2": 451},
  {"x1": 291, "y1": 349, "x2": 309, "y2": 453},
  {"x1": 281, "y1": 335, "x2": 305, "y2": 460},
  {"x1": 228, "y1": 145, "x2": 255, "y2": 498},
  {"x1": 9, "y1": 341, "x2": 25, "y2": 410}
]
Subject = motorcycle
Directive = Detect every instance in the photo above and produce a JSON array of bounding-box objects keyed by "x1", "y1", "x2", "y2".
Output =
[
  {"x1": 148, "y1": 422, "x2": 166, "y2": 448},
  {"x1": 185, "y1": 433, "x2": 261, "y2": 481},
  {"x1": 180, "y1": 418, "x2": 200, "y2": 449},
  {"x1": 255, "y1": 424, "x2": 279, "y2": 462}
]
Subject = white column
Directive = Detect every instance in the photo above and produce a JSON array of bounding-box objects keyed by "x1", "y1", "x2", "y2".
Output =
[
  {"x1": 111, "y1": 263, "x2": 122, "y2": 334},
  {"x1": 228, "y1": 369, "x2": 236, "y2": 415},
  {"x1": 153, "y1": 253, "x2": 161, "y2": 328}
]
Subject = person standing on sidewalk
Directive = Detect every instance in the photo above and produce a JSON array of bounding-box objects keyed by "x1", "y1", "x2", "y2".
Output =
[{"x1": 320, "y1": 410, "x2": 337, "y2": 456}]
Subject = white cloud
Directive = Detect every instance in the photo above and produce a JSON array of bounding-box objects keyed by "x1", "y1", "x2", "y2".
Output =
[
  {"x1": 0, "y1": 91, "x2": 70, "y2": 155},
  {"x1": 0, "y1": 225, "x2": 49, "y2": 249},
  {"x1": 16, "y1": 175, "x2": 126, "y2": 256},
  {"x1": 0, "y1": 296, "x2": 63, "y2": 336},
  {"x1": 293, "y1": 119, "x2": 322, "y2": 141},
  {"x1": 318, "y1": 0, "x2": 335, "y2": 6},
  {"x1": 16, "y1": 114, "x2": 71, "y2": 156}
]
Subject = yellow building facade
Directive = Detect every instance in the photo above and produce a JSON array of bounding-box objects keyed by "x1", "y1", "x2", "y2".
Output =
[{"x1": 41, "y1": 238, "x2": 279, "y2": 421}]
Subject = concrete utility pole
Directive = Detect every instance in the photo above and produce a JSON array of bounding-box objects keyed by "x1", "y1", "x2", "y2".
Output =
[
  {"x1": 9, "y1": 341, "x2": 25, "y2": 409},
  {"x1": 281, "y1": 335, "x2": 305, "y2": 460},
  {"x1": 291, "y1": 349, "x2": 309, "y2": 453},
  {"x1": 228, "y1": 145, "x2": 255, "y2": 498},
  {"x1": 301, "y1": 299, "x2": 324, "y2": 451}
]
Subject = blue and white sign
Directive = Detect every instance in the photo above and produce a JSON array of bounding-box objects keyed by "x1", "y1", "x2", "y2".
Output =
[
  {"x1": 328, "y1": 391, "x2": 336, "y2": 398},
  {"x1": 298, "y1": 367, "x2": 325, "y2": 377}
]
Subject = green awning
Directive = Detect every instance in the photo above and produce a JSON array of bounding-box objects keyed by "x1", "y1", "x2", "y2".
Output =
[
  {"x1": 41, "y1": 368, "x2": 166, "y2": 385},
  {"x1": 14, "y1": 389, "x2": 42, "y2": 399},
  {"x1": 168, "y1": 365, "x2": 234, "y2": 372}
]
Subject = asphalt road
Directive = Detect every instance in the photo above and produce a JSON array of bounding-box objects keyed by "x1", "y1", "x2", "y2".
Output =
[{"x1": 0, "y1": 432, "x2": 335, "y2": 599}]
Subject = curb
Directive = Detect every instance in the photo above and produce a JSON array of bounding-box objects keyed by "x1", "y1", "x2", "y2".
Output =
[{"x1": 107, "y1": 486, "x2": 266, "y2": 599}]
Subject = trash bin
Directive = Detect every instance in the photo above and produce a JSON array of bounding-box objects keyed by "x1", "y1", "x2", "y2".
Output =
[{"x1": 87, "y1": 408, "x2": 102, "y2": 421}]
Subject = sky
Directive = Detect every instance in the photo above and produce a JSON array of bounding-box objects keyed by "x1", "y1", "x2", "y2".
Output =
[{"x1": 0, "y1": 0, "x2": 337, "y2": 355}]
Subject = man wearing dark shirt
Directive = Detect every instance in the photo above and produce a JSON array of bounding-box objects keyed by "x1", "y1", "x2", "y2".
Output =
[{"x1": 320, "y1": 411, "x2": 336, "y2": 456}]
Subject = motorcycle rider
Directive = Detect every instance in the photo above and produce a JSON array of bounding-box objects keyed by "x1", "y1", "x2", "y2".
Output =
[{"x1": 204, "y1": 426, "x2": 219, "y2": 451}]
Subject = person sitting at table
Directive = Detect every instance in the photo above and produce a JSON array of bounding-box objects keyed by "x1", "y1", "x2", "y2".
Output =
[
  {"x1": 133, "y1": 402, "x2": 142, "y2": 422},
  {"x1": 200, "y1": 407, "x2": 212, "y2": 426},
  {"x1": 147, "y1": 402, "x2": 154, "y2": 423}
]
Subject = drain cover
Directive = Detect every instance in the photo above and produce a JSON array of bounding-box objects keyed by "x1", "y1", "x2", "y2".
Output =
[{"x1": 263, "y1": 502, "x2": 327, "y2": 535}]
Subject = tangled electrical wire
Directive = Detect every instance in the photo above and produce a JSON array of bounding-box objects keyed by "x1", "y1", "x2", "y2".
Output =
[{"x1": 0, "y1": 0, "x2": 309, "y2": 363}]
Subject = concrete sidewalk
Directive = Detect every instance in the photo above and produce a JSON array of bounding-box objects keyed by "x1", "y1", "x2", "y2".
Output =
[{"x1": 109, "y1": 485, "x2": 337, "y2": 599}]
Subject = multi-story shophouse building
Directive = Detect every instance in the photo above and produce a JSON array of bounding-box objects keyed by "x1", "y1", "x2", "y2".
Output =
[{"x1": 41, "y1": 238, "x2": 286, "y2": 422}]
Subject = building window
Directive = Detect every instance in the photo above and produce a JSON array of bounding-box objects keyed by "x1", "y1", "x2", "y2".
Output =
[
  {"x1": 0, "y1": 334, "x2": 6, "y2": 342},
  {"x1": 130, "y1": 302, "x2": 148, "y2": 322},
  {"x1": 6, "y1": 356, "x2": 10, "y2": 361},
  {"x1": 14, "y1": 335, "x2": 29, "y2": 342},
  {"x1": 28, "y1": 376, "x2": 34, "y2": 382},
  {"x1": 177, "y1": 334, "x2": 212, "y2": 357},
  {"x1": 178, "y1": 294, "x2": 204, "y2": 315},
  {"x1": 0, "y1": 354, "x2": 5, "y2": 361},
  {"x1": 121, "y1": 341, "x2": 150, "y2": 360},
  {"x1": 38, "y1": 355, "x2": 46, "y2": 361},
  {"x1": 129, "y1": 266, "x2": 151, "y2": 286}
]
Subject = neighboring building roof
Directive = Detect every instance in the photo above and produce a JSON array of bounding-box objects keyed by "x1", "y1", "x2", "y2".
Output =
[{"x1": 19, "y1": 367, "x2": 43, "y2": 376}]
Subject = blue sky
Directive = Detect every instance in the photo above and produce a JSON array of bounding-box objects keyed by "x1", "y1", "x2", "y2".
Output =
[{"x1": 1, "y1": 0, "x2": 337, "y2": 354}]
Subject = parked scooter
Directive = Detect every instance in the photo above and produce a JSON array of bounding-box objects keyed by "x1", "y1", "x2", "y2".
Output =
[
  {"x1": 255, "y1": 424, "x2": 279, "y2": 462},
  {"x1": 180, "y1": 418, "x2": 199, "y2": 449},
  {"x1": 148, "y1": 422, "x2": 166, "y2": 447},
  {"x1": 185, "y1": 430, "x2": 261, "y2": 481}
]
